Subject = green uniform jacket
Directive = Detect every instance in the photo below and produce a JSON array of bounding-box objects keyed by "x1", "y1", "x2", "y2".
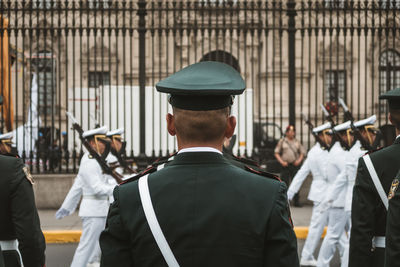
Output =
[
  {"x1": 0, "y1": 155, "x2": 45, "y2": 267},
  {"x1": 385, "y1": 170, "x2": 400, "y2": 267},
  {"x1": 100, "y1": 152, "x2": 298, "y2": 267},
  {"x1": 349, "y1": 137, "x2": 400, "y2": 267}
]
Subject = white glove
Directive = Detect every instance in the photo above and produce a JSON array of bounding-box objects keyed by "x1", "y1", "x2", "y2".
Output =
[
  {"x1": 55, "y1": 208, "x2": 70, "y2": 220},
  {"x1": 287, "y1": 190, "x2": 295, "y2": 201}
]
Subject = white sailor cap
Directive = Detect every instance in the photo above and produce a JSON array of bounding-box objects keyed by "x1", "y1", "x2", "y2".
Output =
[
  {"x1": 354, "y1": 115, "x2": 376, "y2": 128},
  {"x1": 0, "y1": 132, "x2": 13, "y2": 140},
  {"x1": 82, "y1": 126, "x2": 108, "y2": 138},
  {"x1": 333, "y1": 121, "x2": 352, "y2": 132},
  {"x1": 106, "y1": 128, "x2": 124, "y2": 137},
  {"x1": 312, "y1": 122, "x2": 332, "y2": 134}
]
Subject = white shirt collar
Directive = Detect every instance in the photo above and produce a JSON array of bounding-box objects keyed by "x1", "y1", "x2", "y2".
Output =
[
  {"x1": 178, "y1": 147, "x2": 223, "y2": 155},
  {"x1": 397, "y1": 134, "x2": 400, "y2": 140}
]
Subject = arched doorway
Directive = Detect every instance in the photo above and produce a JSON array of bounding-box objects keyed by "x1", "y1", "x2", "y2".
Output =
[{"x1": 200, "y1": 50, "x2": 240, "y2": 73}]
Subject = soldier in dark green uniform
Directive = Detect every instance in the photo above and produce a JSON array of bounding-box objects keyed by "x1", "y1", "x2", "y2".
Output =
[
  {"x1": 100, "y1": 61, "x2": 298, "y2": 267},
  {"x1": 0, "y1": 94, "x2": 46, "y2": 267},
  {"x1": 383, "y1": 88, "x2": 400, "y2": 267},
  {"x1": 349, "y1": 88, "x2": 400, "y2": 267}
]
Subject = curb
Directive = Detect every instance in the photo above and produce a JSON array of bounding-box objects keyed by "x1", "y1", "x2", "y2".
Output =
[
  {"x1": 294, "y1": 226, "x2": 327, "y2": 240},
  {"x1": 44, "y1": 230, "x2": 81, "y2": 243},
  {"x1": 43, "y1": 227, "x2": 327, "y2": 244}
]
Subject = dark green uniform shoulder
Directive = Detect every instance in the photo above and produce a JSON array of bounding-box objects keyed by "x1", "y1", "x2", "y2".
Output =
[
  {"x1": 0, "y1": 155, "x2": 26, "y2": 185},
  {"x1": 222, "y1": 151, "x2": 281, "y2": 182}
]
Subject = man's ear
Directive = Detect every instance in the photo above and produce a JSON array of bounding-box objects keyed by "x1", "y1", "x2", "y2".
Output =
[
  {"x1": 166, "y1": 113, "x2": 176, "y2": 136},
  {"x1": 224, "y1": 115, "x2": 236, "y2": 139}
]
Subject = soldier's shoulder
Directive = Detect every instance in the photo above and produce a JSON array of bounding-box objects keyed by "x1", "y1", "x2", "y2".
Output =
[
  {"x1": 369, "y1": 144, "x2": 400, "y2": 163},
  {"x1": 119, "y1": 166, "x2": 156, "y2": 187},
  {"x1": 243, "y1": 165, "x2": 282, "y2": 183},
  {"x1": 119, "y1": 154, "x2": 175, "y2": 187},
  {"x1": 0, "y1": 154, "x2": 23, "y2": 172},
  {"x1": 0, "y1": 155, "x2": 31, "y2": 185}
]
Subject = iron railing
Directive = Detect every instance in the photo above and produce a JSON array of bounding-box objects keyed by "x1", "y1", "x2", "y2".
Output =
[{"x1": 1, "y1": 0, "x2": 399, "y2": 172}]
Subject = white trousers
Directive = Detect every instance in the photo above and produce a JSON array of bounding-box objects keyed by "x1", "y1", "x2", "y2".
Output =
[
  {"x1": 70, "y1": 217, "x2": 106, "y2": 267},
  {"x1": 317, "y1": 207, "x2": 349, "y2": 267},
  {"x1": 301, "y1": 201, "x2": 329, "y2": 261},
  {"x1": 340, "y1": 211, "x2": 351, "y2": 267}
]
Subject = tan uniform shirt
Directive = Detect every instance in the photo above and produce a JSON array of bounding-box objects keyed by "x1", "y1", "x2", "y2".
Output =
[{"x1": 274, "y1": 137, "x2": 306, "y2": 164}]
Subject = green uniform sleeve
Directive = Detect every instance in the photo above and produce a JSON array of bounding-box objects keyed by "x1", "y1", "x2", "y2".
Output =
[
  {"x1": 385, "y1": 188, "x2": 400, "y2": 267},
  {"x1": 349, "y1": 158, "x2": 375, "y2": 267},
  {"x1": 10, "y1": 159, "x2": 46, "y2": 267},
  {"x1": 100, "y1": 186, "x2": 133, "y2": 267},
  {"x1": 263, "y1": 182, "x2": 299, "y2": 267}
]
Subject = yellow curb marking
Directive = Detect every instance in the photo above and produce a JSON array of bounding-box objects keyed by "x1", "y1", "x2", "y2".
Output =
[
  {"x1": 44, "y1": 230, "x2": 82, "y2": 244},
  {"x1": 294, "y1": 226, "x2": 327, "y2": 239},
  {"x1": 43, "y1": 227, "x2": 328, "y2": 244}
]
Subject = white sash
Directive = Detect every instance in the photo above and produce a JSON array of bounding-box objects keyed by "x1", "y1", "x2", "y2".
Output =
[
  {"x1": 0, "y1": 239, "x2": 23, "y2": 266},
  {"x1": 363, "y1": 155, "x2": 388, "y2": 210},
  {"x1": 138, "y1": 174, "x2": 180, "y2": 267}
]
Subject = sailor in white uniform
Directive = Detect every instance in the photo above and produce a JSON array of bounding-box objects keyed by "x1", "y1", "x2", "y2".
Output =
[
  {"x1": 105, "y1": 128, "x2": 125, "y2": 180},
  {"x1": 319, "y1": 115, "x2": 377, "y2": 267},
  {"x1": 317, "y1": 121, "x2": 354, "y2": 267},
  {"x1": 70, "y1": 126, "x2": 117, "y2": 267},
  {"x1": 56, "y1": 128, "x2": 128, "y2": 221},
  {"x1": 287, "y1": 122, "x2": 332, "y2": 266}
]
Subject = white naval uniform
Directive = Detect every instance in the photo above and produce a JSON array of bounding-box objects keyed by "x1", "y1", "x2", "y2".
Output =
[
  {"x1": 321, "y1": 141, "x2": 366, "y2": 267},
  {"x1": 317, "y1": 142, "x2": 352, "y2": 267},
  {"x1": 70, "y1": 153, "x2": 116, "y2": 267},
  {"x1": 287, "y1": 143, "x2": 329, "y2": 262},
  {"x1": 59, "y1": 175, "x2": 83, "y2": 216}
]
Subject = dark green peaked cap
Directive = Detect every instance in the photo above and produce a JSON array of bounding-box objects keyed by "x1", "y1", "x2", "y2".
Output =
[
  {"x1": 156, "y1": 61, "x2": 245, "y2": 110},
  {"x1": 380, "y1": 88, "x2": 400, "y2": 109}
]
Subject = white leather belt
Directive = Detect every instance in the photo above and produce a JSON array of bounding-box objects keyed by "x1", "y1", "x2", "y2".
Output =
[
  {"x1": 82, "y1": 195, "x2": 108, "y2": 200},
  {"x1": 372, "y1": 236, "x2": 385, "y2": 248},
  {"x1": 0, "y1": 239, "x2": 18, "y2": 251}
]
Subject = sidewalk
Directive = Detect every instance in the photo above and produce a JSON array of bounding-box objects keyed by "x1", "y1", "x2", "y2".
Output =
[{"x1": 39, "y1": 204, "x2": 319, "y2": 243}]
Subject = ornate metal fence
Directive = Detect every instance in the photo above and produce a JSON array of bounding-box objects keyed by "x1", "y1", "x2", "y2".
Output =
[{"x1": 1, "y1": 0, "x2": 399, "y2": 172}]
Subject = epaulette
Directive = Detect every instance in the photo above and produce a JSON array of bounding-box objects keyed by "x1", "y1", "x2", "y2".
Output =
[
  {"x1": 244, "y1": 165, "x2": 282, "y2": 182},
  {"x1": 152, "y1": 152, "x2": 177, "y2": 165},
  {"x1": 119, "y1": 153, "x2": 176, "y2": 185},
  {"x1": 119, "y1": 165, "x2": 157, "y2": 185},
  {"x1": 232, "y1": 154, "x2": 260, "y2": 167},
  {"x1": 364, "y1": 146, "x2": 383, "y2": 156}
]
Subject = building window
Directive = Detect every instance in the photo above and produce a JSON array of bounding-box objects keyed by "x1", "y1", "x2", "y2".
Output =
[
  {"x1": 31, "y1": 51, "x2": 56, "y2": 115},
  {"x1": 380, "y1": 50, "x2": 400, "y2": 94},
  {"x1": 88, "y1": 0, "x2": 111, "y2": 9},
  {"x1": 381, "y1": 0, "x2": 400, "y2": 8},
  {"x1": 32, "y1": 0, "x2": 54, "y2": 9},
  {"x1": 325, "y1": 70, "x2": 346, "y2": 102},
  {"x1": 89, "y1": 71, "x2": 110, "y2": 87},
  {"x1": 324, "y1": 0, "x2": 346, "y2": 8}
]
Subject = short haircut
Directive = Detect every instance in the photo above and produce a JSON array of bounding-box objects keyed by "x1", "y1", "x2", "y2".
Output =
[
  {"x1": 390, "y1": 107, "x2": 400, "y2": 130},
  {"x1": 172, "y1": 106, "x2": 230, "y2": 143}
]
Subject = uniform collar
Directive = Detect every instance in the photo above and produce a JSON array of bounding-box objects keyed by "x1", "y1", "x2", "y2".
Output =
[
  {"x1": 178, "y1": 147, "x2": 222, "y2": 155},
  {"x1": 168, "y1": 151, "x2": 229, "y2": 166}
]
